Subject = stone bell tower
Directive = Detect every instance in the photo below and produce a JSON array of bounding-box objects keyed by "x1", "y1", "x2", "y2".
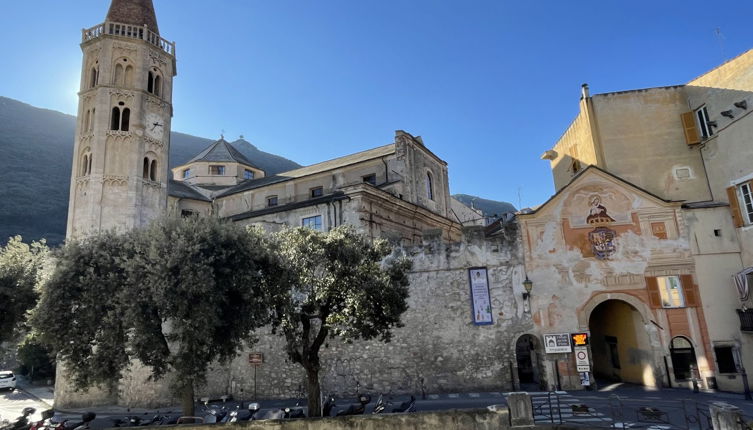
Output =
[{"x1": 66, "y1": 0, "x2": 176, "y2": 239}]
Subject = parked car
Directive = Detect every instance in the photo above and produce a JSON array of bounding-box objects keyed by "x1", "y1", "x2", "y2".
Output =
[{"x1": 0, "y1": 371, "x2": 17, "y2": 391}]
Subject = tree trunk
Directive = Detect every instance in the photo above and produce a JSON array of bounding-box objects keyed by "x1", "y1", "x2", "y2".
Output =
[
  {"x1": 180, "y1": 381, "x2": 195, "y2": 417},
  {"x1": 305, "y1": 366, "x2": 322, "y2": 417}
]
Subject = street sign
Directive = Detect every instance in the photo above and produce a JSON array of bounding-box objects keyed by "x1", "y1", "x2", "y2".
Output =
[
  {"x1": 575, "y1": 346, "x2": 590, "y2": 372},
  {"x1": 543, "y1": 333, "x2": 572, "y2": 353},
  {"x1": 248, "y1": 353, "x2": 263, "y2": 365},
  {"x1": 571, "y1": 332, "x2": 589, "y2": 346},
  {"x1": 579, "y1": 371, "x2": 591, "y2": 386}
]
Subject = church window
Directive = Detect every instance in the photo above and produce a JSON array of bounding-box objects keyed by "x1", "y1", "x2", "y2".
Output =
[
  {"x1": 148, "y1": 69, "x2": 162, "y2": 96},
  {"x1": 209, "y1": 165, "x2": 225, "y2": 175},
  {"x1": 124, "y1": 65, "x2": 133, "y2": 87},
  {"x1": 83, "y1": 110, "x2": 90, "y2": 133},
  {"x1": 426, "y1": 171, "x2": 434, "y2": 201},
  {"x1": 182, "y1": 168, "x2": 191, "y2": 179},
  {"x1": 150, "y1": 160, "x2": 157, "y2": 181},
  {"x1": 244, "y1": 169, "x2": 254, "y2": 180},
  {"x1": 363, "y1": 174, "x2": 376, "y2": 185},
  {"x1": 111, "y1": 107, "x2": 121, "y2": 130},
  {"x1": 90, "y1": 66, "x2": 98, "y2": 88},
  {"x1": 302, "y1": 215, "x2": 322, "y2": 231},
  {"x1": 154, "y1": 75, "x2": 161, "y2": 97},
  {"x1": 310, "y1": 187, "x2": 323, "y2": 198},
  {"x1": 121, "y1": 108, "x2": 130, "y2": 131},
  {"x1": 143, "y1": 157, "x2": 150, "y2": 179},
  {"x1": 267, "y1": 196, "x2": 278, "y2": 207},
  {"x1": 114, "y1": 63, "x2": 124, "y2": 86}
]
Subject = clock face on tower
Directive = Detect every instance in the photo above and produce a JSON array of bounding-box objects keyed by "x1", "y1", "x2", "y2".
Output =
[{"x1": 145, "y1": 112, "x2": 165, "y2": 140}]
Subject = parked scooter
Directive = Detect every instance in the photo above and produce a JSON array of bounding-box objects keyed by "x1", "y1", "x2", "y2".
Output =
[
  {"x1": 391, "y1": 395, "x2": 416, "y2": 413},
  {"x1": 335, "y1": 394, "x2": 371, "y2": 416},
  {"x1": 371, "y1": 393, "x2": 387, "y2": 414},
  {"x1": 28, "y1": 410, "x2": 55, "y2": 430},
  {"x1": 322, "y1": 394, "x2": 336, "y2": 417},
  {"x1": 226, "y1": 402, "x2": 261, "y2": 423},
  {"x1": 1, "y1": 407, "x2": 36, "y2": 430}
]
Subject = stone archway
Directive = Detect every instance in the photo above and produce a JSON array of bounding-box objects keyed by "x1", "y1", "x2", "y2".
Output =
[
  {"x1": 588, "y1": 299, "x2": 658, "y2": 387},
  {"x1": 513, "y1": 333, "x2": 546, "y2": 391}
]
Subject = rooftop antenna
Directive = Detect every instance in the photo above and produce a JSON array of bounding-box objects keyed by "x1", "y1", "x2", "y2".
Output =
[
  {"x1": 517, "y1": 186, "x2": 522, "y2": 210},
  {"x1": 240, "y1": 134, "x2": 245, "y2": 140},
  {"x1": 221, "y1": 129, "x2": 225, "y2": 140},
  {"x1": 714, "y1": 28, "x2": 726, "y2": 60}
]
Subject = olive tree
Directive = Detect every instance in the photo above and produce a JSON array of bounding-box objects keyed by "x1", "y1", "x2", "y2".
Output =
[
  {"x1": 269, "y1": 226, "x2": 412, "y2": 417},
  {"x1": 32, "y1": 218, "x2": 278, "y2": 415},
  {"x1": 0, "y1": 236, "x2": 48, "y2": 343}
]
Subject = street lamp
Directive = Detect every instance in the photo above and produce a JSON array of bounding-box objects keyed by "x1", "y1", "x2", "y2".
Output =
[{"x1": 522, "y1": 277, "x2": 533, "y2": 300}]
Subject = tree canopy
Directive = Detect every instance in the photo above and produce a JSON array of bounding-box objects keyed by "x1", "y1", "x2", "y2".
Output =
[
  {"x1": 0, "y1": 236, "x2": 48, "y2": 343},
  {"x1": 32, "y1": 218, "x2": 278, "y2": 414},
  {"x1": 269, "y1": 225, "x2": 412, "y2": 416}
]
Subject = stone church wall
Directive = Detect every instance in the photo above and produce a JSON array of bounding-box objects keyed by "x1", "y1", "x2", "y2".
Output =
[{"x1": 57, "y1": 224, "x2": 526, "y2": 407}]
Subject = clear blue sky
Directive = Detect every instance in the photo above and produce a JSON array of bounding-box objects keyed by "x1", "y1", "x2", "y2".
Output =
[{"x1": 3, "y1": 1, "x2": 753, "y2": 208}]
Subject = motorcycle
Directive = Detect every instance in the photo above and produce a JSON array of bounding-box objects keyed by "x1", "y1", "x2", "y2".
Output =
[
  {"x1": 1, "y1": 407, "x2": 36, "y2": 430},
  {"x1": 335, "y1": 394, "x2": 371, "y2": 416}
]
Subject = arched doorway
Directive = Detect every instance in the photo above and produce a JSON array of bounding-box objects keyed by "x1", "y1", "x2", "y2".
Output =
[
  {"x1": 669, "y1": 336, "x2": 698, "y2": 382},
  {"x1": 515, "y1": 334, "x2": 542, "y2": 390},
  {"x1": 589, "y1": 299, "x2": 656, "y2": 386}
]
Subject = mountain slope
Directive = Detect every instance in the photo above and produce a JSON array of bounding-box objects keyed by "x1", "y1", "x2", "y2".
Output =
[
  {"x1": 452, "y1": 194, "x2": 516, "y2": 218},
  {"x1": 0, "y1": 96, "x2": 300, "y2": 245}
]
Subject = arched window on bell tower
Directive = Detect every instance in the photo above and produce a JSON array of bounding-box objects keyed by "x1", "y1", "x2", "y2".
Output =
[
  {"x1": 147, "y1": 68, "x2": 163, "y2": 97},
  {"x1": 143, "y1": 157, "x2": 150, "y2": 179},
  {"x1": 80, "y1": 147, "x2": 92, "y2": 176},
  {"x1": 150, "y1": 159, "x2": 157, "y2": 181},
  {"x1": 110, "y1": 102, "x2": 130, "y2": 131},
  {"x1": 89, "y1": 64, "x2": 99, "y2": 89}
]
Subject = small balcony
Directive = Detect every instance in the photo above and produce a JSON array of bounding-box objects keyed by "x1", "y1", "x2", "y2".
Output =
[
  {"x1": 82, "y1": 21, "x2": 175, "y2": 57},
  {"x1": 738, "y1": 309, "x2": 753, "y2": 332}
]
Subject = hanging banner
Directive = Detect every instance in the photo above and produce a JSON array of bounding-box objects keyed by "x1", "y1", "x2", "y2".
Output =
[{"x1": 468, "y1": 267, "x2": 493, "y2": 325}]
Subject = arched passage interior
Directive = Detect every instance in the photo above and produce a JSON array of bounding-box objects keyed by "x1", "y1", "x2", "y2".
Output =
[
  {"x1": 589, "y1": 299, "x2": 656, "y2": 386},
  {"x1": 515, "y1": 334, "x2": 543, "y2": 390}
]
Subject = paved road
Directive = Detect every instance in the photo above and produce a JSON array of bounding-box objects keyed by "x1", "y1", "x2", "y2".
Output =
[{"x1": 0, "y1": 388, "x2": 51, "y2": 424}]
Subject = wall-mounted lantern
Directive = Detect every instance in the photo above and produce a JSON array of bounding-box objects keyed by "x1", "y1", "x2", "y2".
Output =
[{"x1": 522, "y1": 276, "x2": 533, "y2": 300}]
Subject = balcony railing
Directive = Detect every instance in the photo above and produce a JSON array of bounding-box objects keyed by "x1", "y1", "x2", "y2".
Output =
[
  {"x1": 82, "y1": 21, "x2": 175, "y2": 56},
  {"x1": 738, "y1": 309, "x2": 753, "y2": 332}
]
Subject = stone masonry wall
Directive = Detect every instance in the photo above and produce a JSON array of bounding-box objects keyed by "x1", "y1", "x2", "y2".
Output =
[{"x1": 95, "y1": 225, "x2": 527, "y2": 408}]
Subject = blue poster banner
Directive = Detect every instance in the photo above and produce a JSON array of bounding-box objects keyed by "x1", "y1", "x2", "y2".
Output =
[{"x1": 468, "y1": 267, "x2": 493, "y2": 325}]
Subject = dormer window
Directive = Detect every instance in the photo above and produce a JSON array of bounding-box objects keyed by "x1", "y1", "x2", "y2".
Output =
[
  {"x1": 209, "y1": 165, "x2": 225, "y2": 175},
  {"x1": 182, "y1": 168, "x2": 191, "y2": 179},
  {"x1": 310, "y1": 187, "x2": 323, "y2": 198},
  {"x1": 244, "y1": 169, "x2": 255, "y2": 180}
]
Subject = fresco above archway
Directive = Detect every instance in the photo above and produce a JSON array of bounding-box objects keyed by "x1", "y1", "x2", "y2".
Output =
[{"x1": 561, "y1": 184, "x2": 641, "y2": 259}]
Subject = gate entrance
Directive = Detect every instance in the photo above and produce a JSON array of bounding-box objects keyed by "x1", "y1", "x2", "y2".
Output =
[{"x1": 588, "y1": 299, "x2": 656, "y2": 386}]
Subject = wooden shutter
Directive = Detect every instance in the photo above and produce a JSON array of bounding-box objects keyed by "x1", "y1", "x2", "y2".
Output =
[
  {"x1": 681, "y1": 112, "x2": 701, "y2": 145},
  {"x1": 727, "y1": 186, "x2": 744, "y2": 228},
  {"x1": 646, "y1": 277, "x2": 662, "y2": 308},
  {"x1": 681, "y1": 274, "x2": 700, "y2": 307}
]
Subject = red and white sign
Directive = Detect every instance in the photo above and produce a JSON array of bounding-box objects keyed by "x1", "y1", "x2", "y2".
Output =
[{"x1": 575, "y1": 346, "x2": 589, "y2": 372}]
